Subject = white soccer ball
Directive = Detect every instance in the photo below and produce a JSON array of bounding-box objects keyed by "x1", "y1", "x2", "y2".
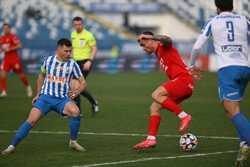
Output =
[{"x1": 179, "y1": 133, "x2": 198, "y2": 152}]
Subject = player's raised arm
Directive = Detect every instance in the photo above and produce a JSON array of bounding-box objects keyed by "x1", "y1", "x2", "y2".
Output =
[
  {"x1": 247, "y1": 16, "x2": 250, "y2": 35},
  {"x1": 152, "y1": 35, "x2": 172, "y2": 48},
  {"x1": 189, "y1": 20, "x2": 212, "y2": 67},
  {"x1": 138, "y1": 33, "x2": 172, "y2": 48}
]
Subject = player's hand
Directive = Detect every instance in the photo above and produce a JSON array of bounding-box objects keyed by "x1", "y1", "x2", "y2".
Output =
[
  {"x1": 32, "y1": 95, "x2": 39, "y2": 105},
  {"x1": 83, "y1": 61, "x2": 92, "y2": 71},
  {"x1": 4, "y1": 48, "x2": 10, "y2": 52},
  {"x1": 68, "y1": 90, "x2": 79, "y2": 99},
  {"x1": 189, "y1": 66, "x2": 202, "y2": 81},
  {"x1": 1, "y1": 46, "x2": 10, "y2": 52}
]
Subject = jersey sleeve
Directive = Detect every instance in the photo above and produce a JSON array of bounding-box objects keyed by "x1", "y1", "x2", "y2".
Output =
[
  {"x1": 88, "y1": 33, "x2": 96, "y2": 47},
  {"x1": 41, "y1": 59, "x2": 47, "y2": 74},
  {"x1": 201, "y1": 19, "x2": 212, "y2": 37},
  {"x1": 192, "y1": 19, "x2": 213, "y2": 51},
  {"x1": 189, "y1": 19, "x2": 212, "y2": 67},
  {"x1": 247, "y1": 16, "x2": 250, "y2": 35},
  {"x1": 72, "y1": 62, "x2": 83, "y2": 79}
]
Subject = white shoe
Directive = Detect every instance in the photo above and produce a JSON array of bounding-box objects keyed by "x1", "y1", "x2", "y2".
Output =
[
  {"x1": 92, "y1": 101, "x2": 100, "y2": 116},
  {"x1": 235, "y1": 143, "x2": 250, "y2": 167},
  {"x1": 1, "y1": 145, "x2": 15, "y2": 155},
  {"x1": 0, "y1": 91, "x2": 7, "y2": 98},
  {"x1": 69, "y1": 140, "x2": 86, "y2": 152},
  {"x1": 27, "y1": 86, "x2": 33, "y2": 97}
]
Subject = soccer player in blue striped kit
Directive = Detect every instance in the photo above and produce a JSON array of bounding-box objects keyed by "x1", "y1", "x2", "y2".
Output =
[
  {"x1": 190, "y1": 0, "x2": 250, "y2": 166},
  {"x1": 1, "y1": 38, "x2": 87, "y2": 155}
]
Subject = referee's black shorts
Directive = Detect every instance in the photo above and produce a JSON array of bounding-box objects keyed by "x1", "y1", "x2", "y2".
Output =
[{"x1": 76, "y1": 59, "x2": 93, "y2": 78}]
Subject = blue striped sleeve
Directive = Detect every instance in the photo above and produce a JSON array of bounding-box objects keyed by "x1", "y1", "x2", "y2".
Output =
[
  {"x1": 41, "y1": 59, "x2": 47, "y2": 74},
  {"x1": 247, "y1": 16, "x2": 250, "y2": 34},
  {"x1": 201, "y1": 21, "x2": 212, "y2": 37},
  {"x1": 73, "y1": 62, "x2": 83, "y2": 79}
]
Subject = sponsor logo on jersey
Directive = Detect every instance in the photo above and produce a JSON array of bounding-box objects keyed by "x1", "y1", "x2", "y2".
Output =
[
  {"x1": 221, "y1": 45, "x2": 242, "y2": 52},
  {"x1": 47, "y1": 74, "x2": 66, "y2": 84},
  {"x1": 56, "y1": 66, "x2": 70, "y2": 73}
]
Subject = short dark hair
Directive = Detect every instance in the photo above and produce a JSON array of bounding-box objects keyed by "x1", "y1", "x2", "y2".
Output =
[
  {"x1": 57, "y1": 38, "x2": 72, "y2": 47},
  {"x1": 142, "y1": 31, "x2": 154, "y2": 36},
  {"x1": 72, "y1": 16, "x2": 83, "y2": 22},
  {"x1": 3, "y1": 23, "x2": 10, "y2": 28},
  {"x1": 215, "y1": 0, "x2": 233, "y2": 11}
]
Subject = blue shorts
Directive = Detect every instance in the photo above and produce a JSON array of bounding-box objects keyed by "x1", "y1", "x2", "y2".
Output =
[
  {"x1": 33, "y1": 95, "x2": 71, "y2": 116},
  {"x1": 218, "y1": 66, "x2": 250, "y2": 101}
]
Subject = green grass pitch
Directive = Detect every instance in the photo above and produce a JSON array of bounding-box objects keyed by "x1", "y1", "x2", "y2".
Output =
[{"x1": 0, "y1": 72, "x2": 249, "y2": 167}]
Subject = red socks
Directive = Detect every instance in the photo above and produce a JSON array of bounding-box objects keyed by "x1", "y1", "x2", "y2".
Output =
[
  {"x1": 0, "y1": 77, "x2": 6, "y2": 92},
  {"x1": 20, "y1": 75, "x2": 29, "y2": 87},
  {"x1": 161, "y1": 98, "x2": 182, "y2": 115},
  {"x1": 148, "y1": 115, "x2": 161, "y2": 136}
]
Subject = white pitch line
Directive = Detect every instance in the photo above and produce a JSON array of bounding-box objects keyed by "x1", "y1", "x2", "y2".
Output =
[
  {"x1": 0, "y1": 130, "x2": 239, "y2": 140},
  {"x1": 72, "y1": 150, "x2": 237, "y2": 167}
]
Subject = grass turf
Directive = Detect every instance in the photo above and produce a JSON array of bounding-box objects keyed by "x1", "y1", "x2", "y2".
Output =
[{"x1": 0, "y1": 72, "x2": 249, "y2": 167}]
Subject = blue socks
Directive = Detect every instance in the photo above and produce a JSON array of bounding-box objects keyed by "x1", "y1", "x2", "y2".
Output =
[
  {"x1": 10, "y1": 117, "x2": 80, "y2": 147},
  {"x1": 69, "y1": 116, "x2": 81, "y2": 140},
  {"x1": 231, "y1": 112, "x2": 250, "y2": 145},
  {"x1": 11, "y1": 121, "x2": 32, "y2": 146}
]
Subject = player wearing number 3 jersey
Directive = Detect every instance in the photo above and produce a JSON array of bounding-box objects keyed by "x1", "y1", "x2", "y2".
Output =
[
  {"x1": 190, "y1": 0, "x2": 250, "y2": 166},
  {"x1": 133, "y1": 31, "x2": 194, "y2": 150}
]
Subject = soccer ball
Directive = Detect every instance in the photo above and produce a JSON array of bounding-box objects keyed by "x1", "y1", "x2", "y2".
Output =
[{"x1": 179, "y1": 133, "x2": 198, "y2": 152}]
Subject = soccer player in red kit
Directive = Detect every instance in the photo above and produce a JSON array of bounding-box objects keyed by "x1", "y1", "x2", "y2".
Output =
[
  {"x1": 133, "y1": 31, "x2": 194, "y2": 150},
  {"x1": 0, "y1": 23, "x2": 32, "y2": 97}
]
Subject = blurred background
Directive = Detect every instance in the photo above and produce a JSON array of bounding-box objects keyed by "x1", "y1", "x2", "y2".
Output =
[{"x1": 0, "y1": 0, "x2": 249, "y2": 74}]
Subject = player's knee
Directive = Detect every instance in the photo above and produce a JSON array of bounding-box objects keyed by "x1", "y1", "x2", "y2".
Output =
[
  {"x1": 151, "y1": 91, "x2": 159, "y2": 101},
  {"x1": 70, "y1": 107, "x2": 80, "y2": 117},
  {"x1": 26, "y1": 119, "x2": 37, "y2": 127},
  {"x1": 222, "y1": 100, "x2": 240, "y2": 118}
]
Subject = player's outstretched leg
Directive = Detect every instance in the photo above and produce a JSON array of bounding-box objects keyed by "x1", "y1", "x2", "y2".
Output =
[
  {"x1": 1, "y1": 108, "x2": 42, "y2": 155},
  {"x1": 152, "y1": 86, "x2": 192, "y2": 134},
  {"x1": 223, "y1": 101, "x2": 250, "y2": 166},
  {"x1": 133, "y1": 102, "x2": 161, "y2": 151},
  {"x1": 161, "y1": 98, "x2": 192, "y2": 134},
  {"x1": 235, "y1": 142, "x2": 250, "y2": 167},
  {"x1": 65, "y1": 102, "x2": 86, "y2": 152},
  {"x1": 231, "y1": 112, "x2": 250, "y2": 166},
  {"x1": 0, "y1": 71, "x2": 7, "y2": 97}
]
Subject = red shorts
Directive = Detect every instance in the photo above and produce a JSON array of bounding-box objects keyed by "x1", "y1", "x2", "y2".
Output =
[
  {"x1": 0, "y1": 55, "x2": 23, "y2": 73},
  {"x1": 162, "y1": 76, "x2": 194, "y2": 104}
]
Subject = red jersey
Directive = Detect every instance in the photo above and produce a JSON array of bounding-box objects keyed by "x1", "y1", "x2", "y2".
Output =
[
  {"x1": 0, "y1": 33, "x2": 20, "y2": 58},
  {"x1": 155, "y1": 43, "x2": 191, "y2": 80}
]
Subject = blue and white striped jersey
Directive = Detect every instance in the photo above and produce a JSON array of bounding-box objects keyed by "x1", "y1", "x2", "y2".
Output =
[
  {"x1": 192, "y1": 12, "x2": 250, "y2": 69},
  {"x1": 40, "y1": 55, "x2": 82, "y2": 98}
]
